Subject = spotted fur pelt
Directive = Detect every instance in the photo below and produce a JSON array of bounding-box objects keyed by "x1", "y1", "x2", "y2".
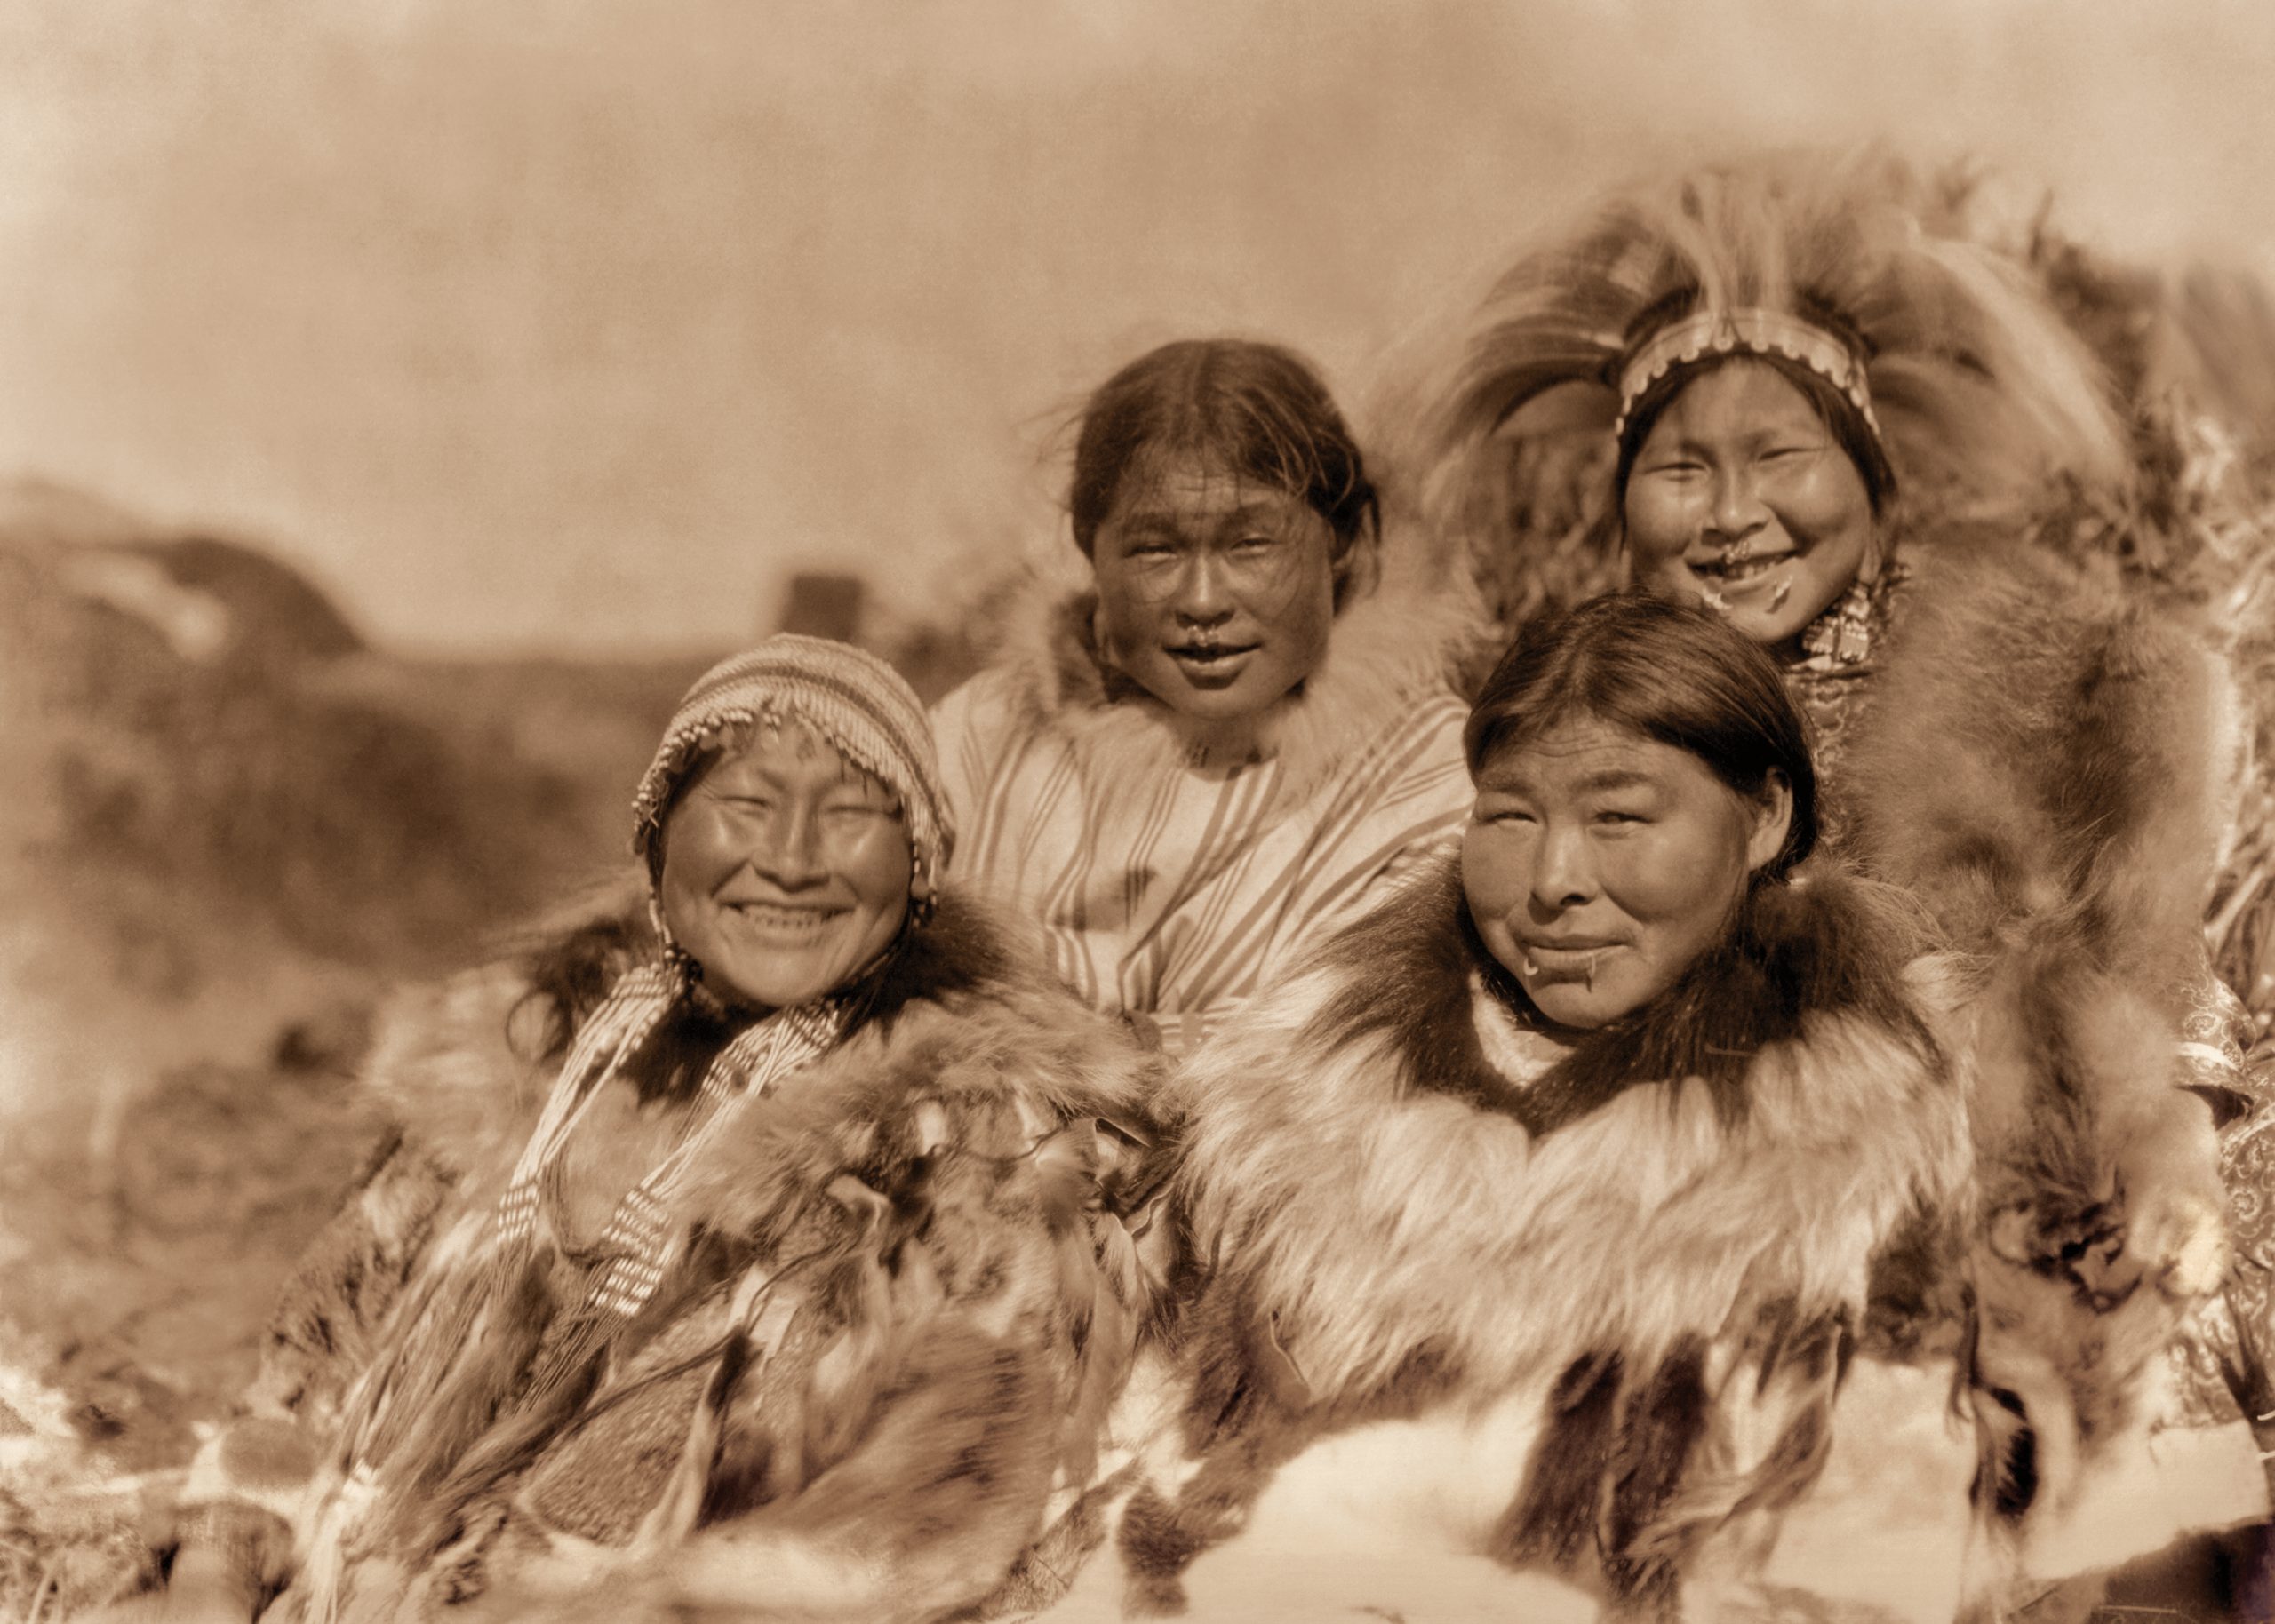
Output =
[
  {"x1": 1108, "y1": 858, "x2": 1969, "y2": 1620},
  {"x1": 182, "y1": 889, "x2": 1169, "y2": 1624},
  {"x1": 1842, "y1": 542, "x2": 2243, "y2": 1593}
]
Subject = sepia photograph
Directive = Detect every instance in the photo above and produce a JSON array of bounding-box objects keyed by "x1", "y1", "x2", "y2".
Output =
[{"x1": 3, "y1": 2, "x2": 2272, "y2": 1619}]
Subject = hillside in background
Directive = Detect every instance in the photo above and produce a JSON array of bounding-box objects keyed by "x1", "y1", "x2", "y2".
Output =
[{"x1": 0, "y1": 494, "x2": 726, "y2": 1608}]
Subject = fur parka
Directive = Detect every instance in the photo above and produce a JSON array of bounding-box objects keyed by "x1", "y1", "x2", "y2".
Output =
[
  {"x1": 172, "y1": 891, "x2": 1169, "y2": 1624},
  {"x1": 1103, "y1": 857, "x2": 1970, "y2": 1620}
]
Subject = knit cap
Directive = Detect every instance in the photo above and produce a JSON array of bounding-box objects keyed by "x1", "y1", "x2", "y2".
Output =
[{"x1": 631, "y1": 634, "x2": 954, "y2": 903}]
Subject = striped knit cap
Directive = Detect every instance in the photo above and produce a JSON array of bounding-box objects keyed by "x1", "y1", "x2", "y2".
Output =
[{"x1": 631, "y1": 634, "x2": 953, "y2": 904}]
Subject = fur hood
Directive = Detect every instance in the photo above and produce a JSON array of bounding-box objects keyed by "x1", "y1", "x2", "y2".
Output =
[
  {"x1": 1169, "y1": 856, "x2": 1967, "y2": 1412},
  {"x1": 968, "y1": 538, "x2": 1483, "y2": 811}
]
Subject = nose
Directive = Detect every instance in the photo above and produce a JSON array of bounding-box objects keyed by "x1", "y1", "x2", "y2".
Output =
[
  {"x1": 1707, "y1": 466, "x2": 1768, "y2": 543},
  {"x1": 1529, "y1": 821, "x2": 1597, "y2": 912},
  {"x1": 1170, "y1": 551, "x2": 1233, "y2": 626},
  {"x1": 752, "y1": 804, "x2": 825, "y2": 888}
]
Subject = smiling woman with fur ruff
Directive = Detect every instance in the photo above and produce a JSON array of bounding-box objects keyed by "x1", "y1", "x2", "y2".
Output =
[
  {"x1": 1106, "y1": 594, "x2": 1969, "y2": 1620},
  {"x1": 116, "y1": 637, "x2": 1165, "y2": 1624},
  {"x1": 930, "y1": 338, "x2": 1478, "y2": 1058}
]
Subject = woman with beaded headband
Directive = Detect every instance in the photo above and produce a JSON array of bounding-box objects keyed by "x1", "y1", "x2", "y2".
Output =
[
  {"x1": 930, "y1": 338, "x2": 1481, "y2": 1060},
  {"x1": 107, "y1": 635, "x2": 1169, "y2": 1624},
  {"x1": 1408, "y1": 151, "x2": 2263, "y2": 1595}
]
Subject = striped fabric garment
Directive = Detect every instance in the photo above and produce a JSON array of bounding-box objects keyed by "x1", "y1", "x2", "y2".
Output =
[{"x1": 933, "y1": 670, "x2": 1471, "y2": 1057}]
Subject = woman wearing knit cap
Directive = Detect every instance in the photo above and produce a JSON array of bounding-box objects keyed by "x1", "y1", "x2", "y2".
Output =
[
  {"x1": 1408, "y1": 152, "x2": 2263, "y2": 1593},
  {"x1": 930, "y1": 338, "x2": 1481, "y2": 1060},
  {"x1": 116, "y1": 635, "x2": 1167, "y2": 1624}
]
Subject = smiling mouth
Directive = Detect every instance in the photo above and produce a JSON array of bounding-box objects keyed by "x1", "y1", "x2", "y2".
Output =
[
  {"x1": 1166, "y1": 642, "x2": 1258, "y2": 684},
  {"x1": 1519, "y1": 941, "x2": 1624, "y2": 983},
  {"x1": 1688, "y1": 550, "x2": 1794, "y2": 590},
  {"x1": 725, "y1": 901, "x2": 844, "y2": 935}
]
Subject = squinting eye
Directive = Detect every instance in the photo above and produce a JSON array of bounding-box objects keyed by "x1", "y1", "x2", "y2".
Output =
[{"x1": 1592, "y1": 810, "x2": 1645, "y2": 826}]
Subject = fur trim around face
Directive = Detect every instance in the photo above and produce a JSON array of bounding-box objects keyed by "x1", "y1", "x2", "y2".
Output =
[
  {"x1": 1114, "y1": 856, "x2": 1967, "y2": 1607},
  {"x1": 1169, "y1": 856, "x2": 1963, "y2": 1412},
  {"x1": 975, "y1": 539, "x2": 1484, "y2": 811}
]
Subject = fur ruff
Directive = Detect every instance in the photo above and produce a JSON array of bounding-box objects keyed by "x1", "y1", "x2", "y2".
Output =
[
  {"x1": 1171, "y1": 859, "x2": 1961, "y2": 1407},
  {"x1": 336, "y1": 890, "x2": 1169, "y2": 1622},
  {"x1": 977, "y1": 542, "x2": 1482, "y2": 816},
  {"x1": 1125, "y1": 858, "x2": 1968, "y2": 1605}
]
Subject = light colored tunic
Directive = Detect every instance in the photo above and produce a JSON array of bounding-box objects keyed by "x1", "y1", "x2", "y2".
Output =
[{"x1": 933, "y1": 669, "x2": 1470, "y2": 1057}]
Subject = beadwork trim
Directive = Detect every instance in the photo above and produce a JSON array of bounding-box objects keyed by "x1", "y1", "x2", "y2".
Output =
[{"x1": 1614, "y1": 307, "x2": 1882, "y2": 445}]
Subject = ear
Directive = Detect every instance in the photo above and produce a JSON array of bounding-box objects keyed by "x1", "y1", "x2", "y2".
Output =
[{"x1": 1744, "y1": 769, "x2": 1794, "y2": 874}]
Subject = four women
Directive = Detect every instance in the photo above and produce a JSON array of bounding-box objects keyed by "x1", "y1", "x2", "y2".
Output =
[{"x1": 95, "y1": 156, "x2": 2266, "y2": 1622}]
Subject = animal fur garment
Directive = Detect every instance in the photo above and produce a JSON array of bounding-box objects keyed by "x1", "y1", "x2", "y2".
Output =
[
  {"x1": 930, "y1": 552, "x2": 1481, "y2": 1056},
  {"x1": 170, "y1": 890, "x2": 1169, "y2": 1624},
  {"x1": 1109, "y1": 857, "x2": 1969, "y2": 1620},
  {"x1": 1841, "y1": 540, "x2": 2242, "y2": 1588}
]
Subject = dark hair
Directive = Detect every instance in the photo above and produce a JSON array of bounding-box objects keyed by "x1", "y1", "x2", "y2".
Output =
[
  {"x1": 1464, "y1": 592, "x2": 1818, "y2": 880},
  {"x1": 1067, "y1": 338, "x2": 1378, "y2": 593}
]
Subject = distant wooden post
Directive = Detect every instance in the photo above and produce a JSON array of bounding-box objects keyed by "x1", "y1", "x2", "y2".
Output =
[{"x1": 775, "y1": 571, "x2": 866, "y2": 643}]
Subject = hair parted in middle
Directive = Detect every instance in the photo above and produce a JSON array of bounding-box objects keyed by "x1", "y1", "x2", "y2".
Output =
[
  {"x1": 1067, "y1": 338, "x2": 1381, "y2": 601},
  {"x1": 1465, "y1": 591, "x2": 1819, "y2": 882},
  {"x1": 1409, "y1": 148, "x2": 2134, "y2": 568}
]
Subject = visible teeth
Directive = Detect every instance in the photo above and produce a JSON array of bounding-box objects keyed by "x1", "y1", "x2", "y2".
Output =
[{"x1": 733, "y1": 904, "x2": 832, "y2": 930}]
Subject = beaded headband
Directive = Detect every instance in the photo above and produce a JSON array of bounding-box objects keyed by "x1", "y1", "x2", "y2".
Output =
[{"x1": 1611, "y1": 307, "x2": 1882, "y2": 445}]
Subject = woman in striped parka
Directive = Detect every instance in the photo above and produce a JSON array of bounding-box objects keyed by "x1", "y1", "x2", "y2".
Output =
[{"x1": 930, "y1": 338, "x2": 1482, "y2": 1059}]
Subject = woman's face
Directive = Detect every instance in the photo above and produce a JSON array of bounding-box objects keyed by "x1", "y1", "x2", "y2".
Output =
[
  {"x1": 1090, "y1": 452, "x2": 1337, "y2": 724},
  {"x1": 1622, "y1": 359, "x2": 1877, "y2": 649},
  {"x1": 659, "y1": 721, "x2": 913, "y2": 1010},
  {"x1": 1462, "y1": 716, "x2": 1791, "y2": 1031}
]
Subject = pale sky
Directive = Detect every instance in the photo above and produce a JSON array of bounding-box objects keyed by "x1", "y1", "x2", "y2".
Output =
[{"x1": 1, "y1": 0, "x2": 2271, "y2": 654}]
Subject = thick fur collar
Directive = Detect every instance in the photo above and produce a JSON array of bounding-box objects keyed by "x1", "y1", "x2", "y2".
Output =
[
  {"x1": 1169, "y1": 856, "x2": 1968, "y2": 1411},
  {"x1": 1313, "y1": 860, "x2": 1938, "y2": 1138},
  {"x1": 976, "y1": 543, "x2": 1483, "y2": 809},
  {"x1": 361, "y1": 883, "x2": 1156, "y2": 1206}
]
